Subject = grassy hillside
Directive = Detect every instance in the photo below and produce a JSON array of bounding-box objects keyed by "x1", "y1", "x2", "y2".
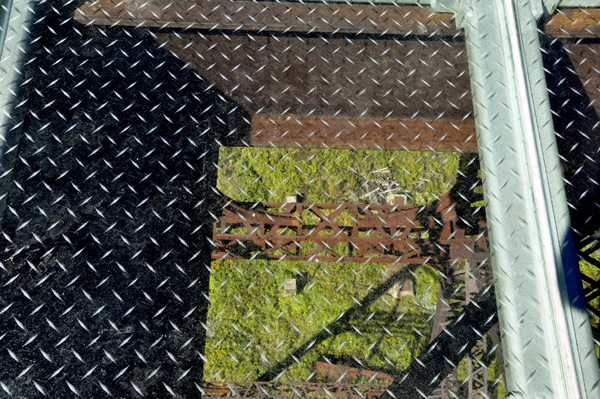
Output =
[
  {"x1": 207, "y1": 147, "x2": 506, "y2": 398},
  {"x1": 205, "y1": 259, "x2": 439, "y2": 382},
  {"x1": 217, "y1": 147, "x2": 459, "y2": 205}
]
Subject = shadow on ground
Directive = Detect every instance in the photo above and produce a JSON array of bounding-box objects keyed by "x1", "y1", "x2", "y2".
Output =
[{"x1": 0, "y1": 0, "x2": 248, "y2": 397}]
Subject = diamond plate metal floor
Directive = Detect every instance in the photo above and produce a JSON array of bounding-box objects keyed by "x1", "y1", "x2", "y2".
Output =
[
  {"x1": 0, "y1": 2, "x2": 245, "y2": 397},
  {"x1": 2, "y1": 0, "x2": 600, "y2": 397}
]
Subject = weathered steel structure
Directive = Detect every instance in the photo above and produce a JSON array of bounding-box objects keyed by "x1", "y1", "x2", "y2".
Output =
[
  {"x1": 210, "y1": 194, "x2": 495, "y2": 399},
  {"x1": 199, "y1": 381, "x2": 388, "y2": 398},
  {"x1": 428, "y1": 259, "x2": 499, "y2": 399},
  {"x1": 212, "y1": 194, "x2": 487, "y2": 265}
]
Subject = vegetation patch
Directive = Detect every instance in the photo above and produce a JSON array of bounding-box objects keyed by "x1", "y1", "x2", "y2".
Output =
[{"x1": 208, "y1": 147, "x2": 506, "y2": 398}]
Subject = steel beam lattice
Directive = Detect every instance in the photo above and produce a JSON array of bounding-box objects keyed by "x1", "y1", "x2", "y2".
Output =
[{"x1": 212, "y1": 195, "x2": 488, "y2": 265}]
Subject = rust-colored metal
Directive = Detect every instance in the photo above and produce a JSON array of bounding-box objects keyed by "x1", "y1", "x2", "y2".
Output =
[
  {"x1": 75, "y1": 1, "x2": 600, "y2": 154},
  {"x1": 211, "y1": 194, "x2": 488, "y2": 265},
  {"x1": 199, "y1": 381, "x2": 387, "y2": 398},
  {"x1": 251, "y1": 114, "x2": 478, "y2": 152},
  {"x1": 76, "y1": 0, "x2": 600, "y2": 39},
  {"x1": 310, "y1": 361, "x2": 394, "y2": 383},
  {"x1": 75, "y1": 0, "x2": 476, "y2": 152},
  {"x1": 546, "y1": 8, "x2": 600, "y2": 38},
  {"x1": 159, "y1": 33, "x2": 471, "y2": 120},
  {"x1": 75, "y1": 0, "x2": 459, "y2": 36},
  {"x1": 76, "y1": 1, "x2": 481, "y2": 152},
  {"x1": 159, "y1": 32, "x2": 475, "y2": 152},
  {"x1": 561, "y1": 42, "x2": 600, "y2": 119}
]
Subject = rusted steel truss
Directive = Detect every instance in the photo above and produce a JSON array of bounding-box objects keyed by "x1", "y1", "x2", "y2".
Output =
[
  {"x1": 76, "y1": 0, "x2": 600, "y2": 39},
  {"x1": 211, "y1": 194, "x2": 488, "y2": 265},
  {"x1": 209, "y1": 196, "x2": 495, "y2": 398},
  {"x1": 428, "y1": 257, "x2": 498, "y2": 398},
  {"x1": 199, "y1": 381, "x2": 387, "y2": 399}
]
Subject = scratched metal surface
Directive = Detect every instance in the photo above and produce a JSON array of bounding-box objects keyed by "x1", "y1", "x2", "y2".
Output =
[{"x1": 5, "y1": 0, "x2": 600, "y2": 398}]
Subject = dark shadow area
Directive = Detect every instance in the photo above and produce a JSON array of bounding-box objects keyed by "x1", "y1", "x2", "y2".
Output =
[
  {"x1": 439, "y1": 153, "x2": 485, "y2": 302},
  {"x1": 541, "y1": 36, "x2": 600, "y2": 237},
  {"x1": 0, "y1": 0, "x2": 248, "y2": 397},
  {"x1": 0, "y1": 1, "x2": 497, "y2": 397},
  {"x1": 320, "y1": 297, "x2": 431, "y2": 379},
  {"x1": 379, "y1": 285, "x2": 497, "y2": 399},
  {"x1": 541, "y1": 34, "x2": 600, "y2": 333},
  {"x1": 447, "y1": 153, "x2": 485, "y2": 236},
  {"x1": 255, "y1": 264, "x2": 427, "y2": 382}
]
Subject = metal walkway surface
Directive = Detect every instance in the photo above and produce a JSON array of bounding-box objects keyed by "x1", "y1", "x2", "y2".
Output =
[
  {"x1": 0, "y1": 2, "x2": 226, "y2": 396},
  {"x1": 0, "y1": 0, "x2": 598, "y2": 398}
]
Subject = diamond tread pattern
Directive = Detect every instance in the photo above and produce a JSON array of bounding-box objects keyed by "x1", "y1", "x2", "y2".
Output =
[{"x1": 0, "y1": 5, "x2": 237, "y2": 397}]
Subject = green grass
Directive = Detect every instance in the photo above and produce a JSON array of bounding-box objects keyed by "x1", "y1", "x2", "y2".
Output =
[
  {"x1": 205, "y1": 259, "x2": 439, "y2": 382},
  {"x1": 217, "y1": 147, "x2": 459, "y2": 205},
  {"x1": 578, "y1": 243, "x2": 600, "y2": 359},
  {"x1": 208, "y1": 147, "x2": 505, "y2": 398}
]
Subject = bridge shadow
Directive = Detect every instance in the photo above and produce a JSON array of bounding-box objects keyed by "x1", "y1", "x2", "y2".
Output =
[
  {"x1": 542, "y1": 36, "x2": 600, "y2": 238},
  {"x1": 541, "y1": 35, "x2": 600, "y2": 338},
  {"x1": 0, "y1": 1, "x2": 250, "y2": 398}
]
